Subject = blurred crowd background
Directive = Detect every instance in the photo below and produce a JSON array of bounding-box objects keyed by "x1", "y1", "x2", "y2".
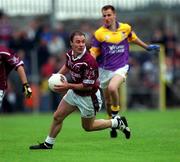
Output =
[{"x1": 0, "y1": 0, "x2": 180, "y2": 113}]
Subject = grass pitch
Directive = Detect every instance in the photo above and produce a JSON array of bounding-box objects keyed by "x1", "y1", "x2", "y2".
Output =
[{"x1": 0, "y1": 109, "x2": 180, "y2": 162}]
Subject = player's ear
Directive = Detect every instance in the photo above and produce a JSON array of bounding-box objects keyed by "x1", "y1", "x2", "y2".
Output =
[
  {"x1": 70, "y1": 41, "x2": 73, "y2": 46},
  {"x1": 114, "y1": 13, "x2": 117, "y2": 19}
]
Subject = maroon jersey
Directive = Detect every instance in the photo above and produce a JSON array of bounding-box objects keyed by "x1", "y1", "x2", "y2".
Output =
[
  {"x1": 0, "y1": 45, "x2": 24, "y2": 90},
  {"x1": 66, "y1": 49, "x2": 99, "y2": 96}
]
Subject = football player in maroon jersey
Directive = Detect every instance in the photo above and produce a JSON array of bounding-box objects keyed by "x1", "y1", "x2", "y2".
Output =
[
  {"x1": 0, "y1": 45, "x2": 32, "y2": 109},
  {"x1": 29, "y1": 31, "x2": 130, "y2": 150}
]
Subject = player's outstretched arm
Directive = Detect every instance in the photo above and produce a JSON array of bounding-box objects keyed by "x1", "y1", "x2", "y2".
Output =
[
  {"x1": 17, "y1": 65, "x2": 32, "y2": 98},
  {"x1": 132, "y1": 37, "x2": 160, "y2": 52},
  {"x1": 132, "y1": 37, "x2": 148, "y2": 49}
]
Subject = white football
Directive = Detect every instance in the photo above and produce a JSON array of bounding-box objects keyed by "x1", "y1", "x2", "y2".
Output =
[{"x1": 48, "y1": 73, "x2": 67, "y2": 92}]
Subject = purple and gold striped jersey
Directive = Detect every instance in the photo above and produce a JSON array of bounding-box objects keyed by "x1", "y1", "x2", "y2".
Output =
[{"x1": 90, "y1": 22, "x2": 137, "y2": 71}]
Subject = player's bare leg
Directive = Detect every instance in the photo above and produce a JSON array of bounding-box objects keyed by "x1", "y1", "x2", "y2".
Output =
[
  {"x1": 103, "y1": 88, "x2": 112, "y2": 118},
  {"x1": 108, "y1": 75, "x2": 125, "y2": 138},
  {"x1": 29, "y1": 100, "x2": 76, "y2": 149},
  {"x1": 49, "y1": 100, "x2": 76, "y2": 137},
  {"x1": 81, "y1": 116, "x2": 130, "y2": 139},
  {"x1": 81, "y1": 117, "x2": 112, "y2": 131},
  {"x1": 103, "y1": 89, "x2": 117, "y2": 137}
]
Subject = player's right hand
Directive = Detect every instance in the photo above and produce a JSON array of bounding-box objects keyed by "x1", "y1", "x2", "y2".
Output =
[
  {"x1": 23, "y1": 83, "x2": 32, "y2": 98},
  {"x1": 147, "y1": 44, "x2": 160, "y2": 52}
]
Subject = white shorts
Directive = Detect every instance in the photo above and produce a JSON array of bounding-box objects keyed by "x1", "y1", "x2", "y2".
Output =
[
  {"x1": 99, "y1": 65, "x2": 129, "y2": 89},
  {"x1": 63, "y1": 89, "x2": 102, "y2": 118},
  {"x1": 0, "y1": 90, "x2": 5, "y2": 109}
]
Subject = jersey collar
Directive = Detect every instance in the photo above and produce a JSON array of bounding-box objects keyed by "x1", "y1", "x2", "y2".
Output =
[
  {"x1": 103, "y1": 21, "x2": 120, "y2": 30},
  {"x1": 72, "y1": 47, "x2": 86, "y2": 61}
]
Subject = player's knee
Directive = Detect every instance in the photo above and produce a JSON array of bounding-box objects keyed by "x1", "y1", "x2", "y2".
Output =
[
  {"x1": 82, "y1": 125, "x2": 93, "y2": 132},
  {"x1": 53, "y1": 112, "x2": 63, "y2": 123},
  {"x1": 108, "y1": 84, "x2": 116, "y2": 95}
]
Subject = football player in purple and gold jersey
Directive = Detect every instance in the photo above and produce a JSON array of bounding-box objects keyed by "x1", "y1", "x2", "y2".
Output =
[
  {"x1": 29, "y1": 31, "x2": 131, "y2": 150},
  {"x1": 90, "y1": 5, "x2": 160, "y2": 138},
  {"x1": 0, "y1": 45, "x2": 32, "y2": 109}
]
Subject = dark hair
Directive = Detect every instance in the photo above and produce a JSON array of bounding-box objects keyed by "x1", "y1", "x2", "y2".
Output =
[
  {"x1": 70, "y1": 31, "x2": 85, "y2": 42},
  {"x1": 101, "y1": 5, "x2": 116, "y2": 13},
  {"x1": 0, "y1": 10, "x2": 4, "y2": 18}
]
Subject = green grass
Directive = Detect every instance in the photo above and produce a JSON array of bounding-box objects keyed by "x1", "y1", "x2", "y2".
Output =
[{"x1": 0, "y1": 109, "x2": 180, "y2": 162}]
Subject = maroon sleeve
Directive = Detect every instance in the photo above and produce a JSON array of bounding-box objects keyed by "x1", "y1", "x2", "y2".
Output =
[
  {"x1": 0, "y1": 46, "x2": 24, "y2": 70},
  {"x1": 6, "y1": 51, "x2": 24, "y2": 69},
  {"x1": 65, "y1": 53, "x2": 68, "y2": 67},
  {"x1": 65, "y1": 50, "x2": 72, "y2": 69},
  {"x1": 0, "y1": 46, "x2": 24, "y2": 90}
]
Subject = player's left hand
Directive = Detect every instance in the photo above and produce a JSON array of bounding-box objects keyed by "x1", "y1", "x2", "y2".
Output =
[
  {"x1": 54, "y1": 81, "x2": 69, "y2": 93},
  {"x1": 23, "y1": 83, "x2": 32, "y2": 98},
  {"x1": 147, "y1": 44, "x2": 160, "y2": 52}
]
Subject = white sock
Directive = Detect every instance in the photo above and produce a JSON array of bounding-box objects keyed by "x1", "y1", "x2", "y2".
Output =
[
  {"x1": 111, "y1": 119, "x2": 118, "y2": 128},
  {"x1": 45, "y1": 136, "x2": 55, "y2": 145},
  {"x1": 112, "y1": 114, "x2": 121, "y2": 118}
]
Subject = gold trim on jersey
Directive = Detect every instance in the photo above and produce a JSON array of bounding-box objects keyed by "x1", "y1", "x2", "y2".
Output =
[{"x1": 90, "y1": 22, "x2": 137, "y2": 57}]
